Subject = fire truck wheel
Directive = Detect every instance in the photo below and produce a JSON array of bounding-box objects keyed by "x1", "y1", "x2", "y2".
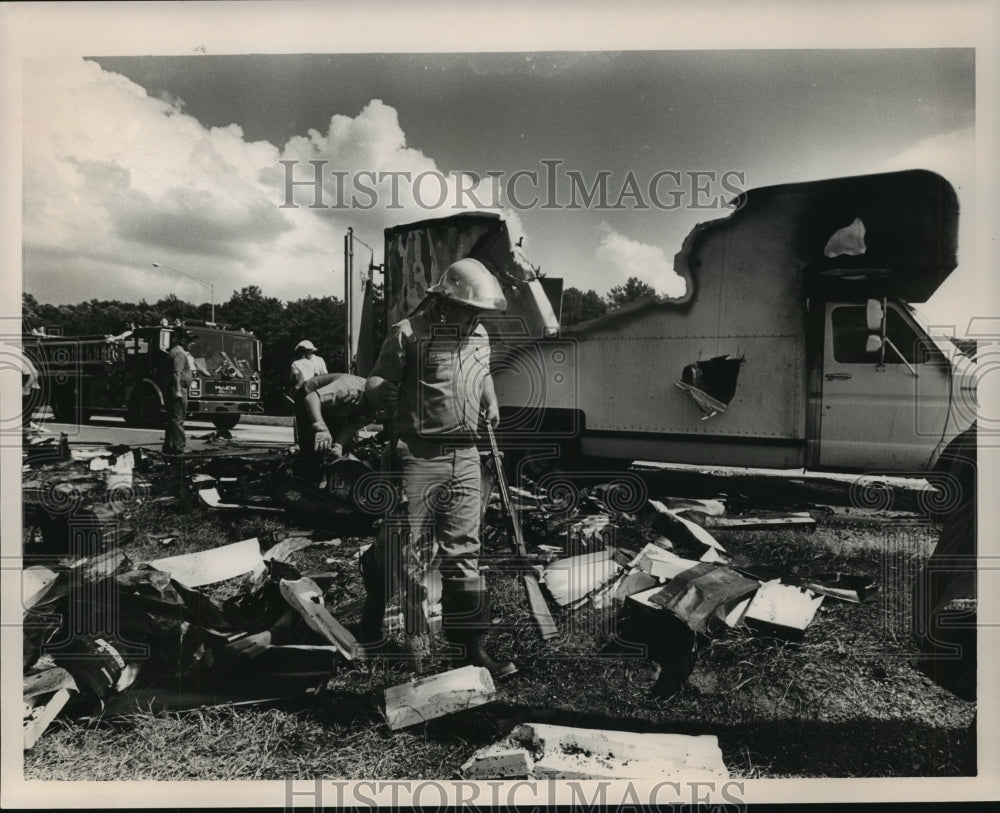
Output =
[
  {"x1": 211, "y1": 413, "x2": 241, "y2": 431},
  {"x1": 129, "y1": 386, "x2": 164, "y2": 428}
]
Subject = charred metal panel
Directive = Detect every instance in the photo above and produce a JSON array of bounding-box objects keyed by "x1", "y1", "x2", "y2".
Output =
[
  {"x1": 383, "y1": 213, "x2": 558, "y2": 339},
  {"x1": 555, "y1": 171, "x2": 957, "y2": 449},
  {"x1": 718, "y1": 169, "x2": 958, "y2": 303},
  {"x1": 570, "y1": 335, "x2": 803, "y2": 439}
]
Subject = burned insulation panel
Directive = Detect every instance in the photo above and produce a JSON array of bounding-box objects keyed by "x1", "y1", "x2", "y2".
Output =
[{"x1": 676, "y1": 355, "x2": 745, "y2": 419}]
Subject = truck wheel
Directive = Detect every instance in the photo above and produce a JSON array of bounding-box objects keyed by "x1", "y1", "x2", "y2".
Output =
[
  {"x1": 211, "y1": 413, "x2": 241, "y2": 431},
  {"x1": 129, "y1": 386, "x2": 164, "y2": 428}
]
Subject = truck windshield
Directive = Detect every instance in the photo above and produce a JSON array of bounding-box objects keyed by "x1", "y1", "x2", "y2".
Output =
[{"x1": 188, "y1": 330, "x2": 259, "y2": 376}]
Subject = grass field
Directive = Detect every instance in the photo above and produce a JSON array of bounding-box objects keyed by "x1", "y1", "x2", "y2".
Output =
[{"x1": 23, "y1": 492, "x2": 975, "y2": 781}]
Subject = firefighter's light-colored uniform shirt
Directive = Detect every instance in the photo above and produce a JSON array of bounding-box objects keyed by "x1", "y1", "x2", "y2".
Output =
[
  {"x1": 370, "y1": 314, "x2": 491, "y2": 441},
  {"x1": 167, "y1": 345, "x2": 194, "y2": 393},
  {"x1": 303, "y1": 373, "x2": 369, "y2": 420},
  {"x1": 290, "y1": 354, "x2": 328, "y2": 389}
]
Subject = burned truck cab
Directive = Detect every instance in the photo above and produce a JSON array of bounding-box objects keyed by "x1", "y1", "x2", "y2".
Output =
[{"x1": 793, "y1": 170, "x2": 971, "y2": 472}]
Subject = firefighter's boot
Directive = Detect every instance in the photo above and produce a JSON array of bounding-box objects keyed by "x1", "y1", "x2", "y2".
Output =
[{"x1": 441, "y1": 590, "x2": 518, "y2": 680}]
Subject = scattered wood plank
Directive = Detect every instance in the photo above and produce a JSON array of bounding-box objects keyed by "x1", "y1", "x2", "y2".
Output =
[
  {"x1": 384, "y1": 665, "x2": 496, "y2": 730},
  {"x1": 662, "y1": 497, "x2": 726, "y2": 516},
  {"x1": 461, "y1": 744, "x2": 534, "y2": 779},
  {"x1": 632, "y1": 460, "x2": 936, "y2": 511},
  {"x1": 24, "y1": 688, "x2": 74, "y2": 750},
  {"x1": 512, "y1": 723, "x2": 729, "y2": 780},
  {"x1": 279, "y1": 577, "x2": 361, "y2": 660},
  {"x1": 24, "y1": 667, "x2": 78, "y2": 700},
  {"x1": 562, "y1": 514, "x2": 615, "y2": 552},
  {"x1": 699, "y1": 515, "x2": 816, "y2": 531}
]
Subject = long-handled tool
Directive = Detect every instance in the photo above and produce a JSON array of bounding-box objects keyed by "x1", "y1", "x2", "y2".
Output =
[{"x1": 485, "y1": 422, "x2": 559, "y2": 640}]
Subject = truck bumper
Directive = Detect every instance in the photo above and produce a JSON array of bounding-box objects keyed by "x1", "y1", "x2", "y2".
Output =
[{"x1": 188, "y1": 399, "x2": 264, "y2": 417}]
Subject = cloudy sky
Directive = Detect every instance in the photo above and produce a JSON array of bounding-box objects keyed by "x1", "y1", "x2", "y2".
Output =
[{"x1": 13, "y1": 27, "x2": 985, "y2": 329}]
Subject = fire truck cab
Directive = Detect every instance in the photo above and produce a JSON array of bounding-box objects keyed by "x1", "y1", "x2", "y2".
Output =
[{"x1": 24, "y1": 323, "x2": 264, "y2": 430}]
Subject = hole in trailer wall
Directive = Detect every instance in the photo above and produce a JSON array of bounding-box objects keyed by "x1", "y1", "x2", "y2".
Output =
[{"x1": 676, "y1": 354, "x2": 745, "y2": 420}]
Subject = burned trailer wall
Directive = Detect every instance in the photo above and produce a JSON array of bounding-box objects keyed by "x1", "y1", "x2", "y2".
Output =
[
  {"x1": 526, "y1": 170, "x2": 961, "y2": 469},
  {"x1": 555, "y1": 191, "x2": 811, "y2": 468},
  {"x1": 383, "y1": 212, "x2": 558, "y2": 341},
  {"x1": 382, "y1": 212, "x2": 563, "y2": 448}
]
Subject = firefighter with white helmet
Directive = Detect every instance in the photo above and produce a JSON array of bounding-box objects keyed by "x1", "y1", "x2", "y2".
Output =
[
  {"x1": 289, "y1": 338, "x2": 328, "y2": 394},
  {"x1": 363, "y1": 257, "x2": 517, "y2": 678},
  {"x1": 426, "y1": 257, "x2": 509, "y2": 311}
]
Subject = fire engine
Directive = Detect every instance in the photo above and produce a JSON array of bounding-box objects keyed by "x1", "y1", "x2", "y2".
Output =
[{"x1": 23, "y1": 322, "x2": 263, "y2": 430}]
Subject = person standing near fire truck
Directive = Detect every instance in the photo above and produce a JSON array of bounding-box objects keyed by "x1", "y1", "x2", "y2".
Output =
[
  {"x1": 363, "y1": 258, "x2": 517, "y2": 679},
  {"x1": 162, "y1": 328, "x2": 196, "y2": 455},
  {"x1": 289, "y1": 339, "x2": 328, "y2": 394}
]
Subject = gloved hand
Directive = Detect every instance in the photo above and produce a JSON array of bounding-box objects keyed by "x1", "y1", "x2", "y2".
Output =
[
  {"x1": 329, "y1": 442, "x2": 344, "y2": 459},
  {"x1": 314, "y1": 427, "x2": 333, "y2": 451}
]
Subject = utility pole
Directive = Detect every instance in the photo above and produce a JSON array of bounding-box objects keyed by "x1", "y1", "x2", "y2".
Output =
[{"x1": 344, "y1": 228, "x2": 354, "y2": 372}]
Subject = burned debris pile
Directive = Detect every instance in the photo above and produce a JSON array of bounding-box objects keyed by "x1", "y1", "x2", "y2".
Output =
[{"x1": 22, "y1": 433, "x2": 899, "y2": 779}]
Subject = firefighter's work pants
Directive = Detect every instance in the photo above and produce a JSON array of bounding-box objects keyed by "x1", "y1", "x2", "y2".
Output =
[
  {"x1": 399, "y1": 436, "x2": 484, "y2": 590},
  {"x1": 163, "y1": 392, "x2": 188, "y2": 454},
  {"x1": 371, "y1": 435, "x2": 485, "y2": 634}
]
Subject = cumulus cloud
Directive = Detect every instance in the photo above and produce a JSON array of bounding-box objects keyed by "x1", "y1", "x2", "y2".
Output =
[
  {"x1": 22, "y1": 58, "x2": 305, "y2": 303},
  {"x1": 273, "y1": 99, "x2": 525, "y2": 234},
  {"x1": 22, "y1": 59, "x2": 520, "y2": 307},
  {"x1": 880, "y1": 126, "x2": 973, "y2": 196},
  {"x1": 595, "y1": 223, "x2": 687, "y2": 299},
  {"x1": 879, "y1": 126, "x2": 983, "y2": 329}
]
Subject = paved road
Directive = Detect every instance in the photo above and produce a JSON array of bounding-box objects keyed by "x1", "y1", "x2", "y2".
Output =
[{"x1": 39, "y1": 414, "x2": 294, "y2": 452}]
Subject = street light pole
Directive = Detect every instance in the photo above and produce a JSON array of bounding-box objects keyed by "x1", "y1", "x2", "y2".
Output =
[{"x1": 152, "y1": 262, "x2": 215, "y2": 322}]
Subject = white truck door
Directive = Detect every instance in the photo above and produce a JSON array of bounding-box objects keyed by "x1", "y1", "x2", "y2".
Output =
[{"x1": 819, "y1": 302, "x2": 952, "y2": 471}]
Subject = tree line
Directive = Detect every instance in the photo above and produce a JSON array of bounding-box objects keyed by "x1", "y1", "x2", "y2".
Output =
[
  {"x1": 23, "y1": 287, "x2": 356, "y2": 415},
  {"x1": 560, "y1": 276, "x2": 656, "y2": 326},
  {"x1": 22, "y1": 276, "x2": 656, "y2": 413}
]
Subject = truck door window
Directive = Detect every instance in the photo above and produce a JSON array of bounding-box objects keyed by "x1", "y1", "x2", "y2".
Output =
[{"x1": 832, "y1": 305, "x2": 919, "y2": 364}]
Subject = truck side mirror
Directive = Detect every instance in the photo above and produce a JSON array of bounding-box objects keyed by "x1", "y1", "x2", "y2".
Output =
[
  {"x1": 865, "y1": 335, "x2": 883, "y2": 354},
  {"x1": 865, "y1": 299, "x2": 884, "y2": 332}
]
